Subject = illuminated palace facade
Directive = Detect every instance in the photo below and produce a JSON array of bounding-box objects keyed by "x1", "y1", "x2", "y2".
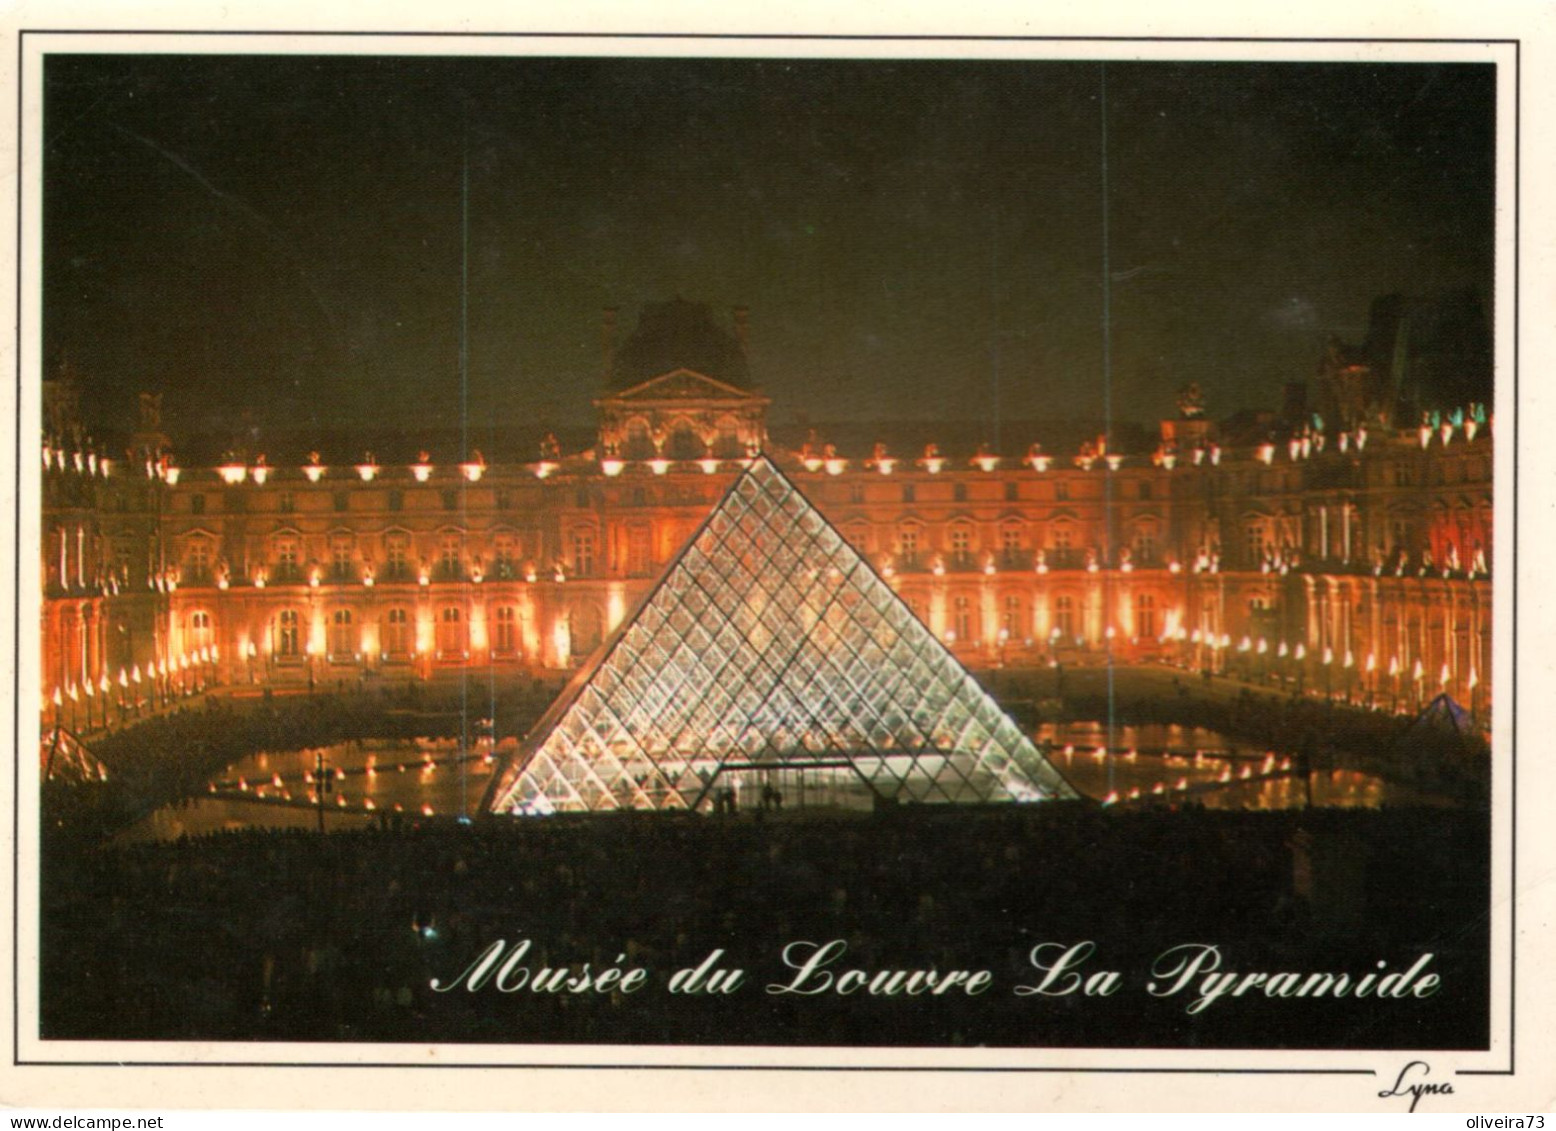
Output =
[{"x1": 40, "y1": 299, "x2": 1494, "y2": 730}]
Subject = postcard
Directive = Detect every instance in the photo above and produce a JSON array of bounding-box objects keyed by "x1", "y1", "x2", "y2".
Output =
[{"x1": 3, "y1": 1, "x2": 1553, "y2": 1114}]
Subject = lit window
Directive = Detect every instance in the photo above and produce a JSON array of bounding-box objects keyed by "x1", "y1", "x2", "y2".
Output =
[
  {"x1": 330, "y1": 608, "x2": 353, "y2": 656},
  {"x1": 438, "y1": 605, "x2": 464, "y2": 654},
  {"x1": 1053, "y1": 595, "x2": 1075, "y2": 639},
  {"x1": 494, "y1": 606, "x2": 518, "y2": 654},
  {"x1": 277, "y1": 610, "x2": 300, "y2": 657},
  {"x1": 953, "y1": 595, "x2": 973, "y2": 641},
  {"x1": 188, "y1": 610, "x2": 214, "y2": 651},
  {"x1": 383, "y1": 608, "x2": 411, "y2": 655},
  {"x1": 1135, "y1": 592, "x2": 1157, "y2": 640}
]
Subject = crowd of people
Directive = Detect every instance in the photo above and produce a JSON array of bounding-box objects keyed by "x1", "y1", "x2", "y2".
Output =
[
  {"x1": 40, "y1": 803, "x2": 1489, "y2": 1049},
  {"x1": 36, "y1": 670, "x2": 1491, "y2": 1050}
]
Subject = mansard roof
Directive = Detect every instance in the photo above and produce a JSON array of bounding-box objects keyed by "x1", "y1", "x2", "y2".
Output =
[{"x1": 607, "y1": 298, "x2": 751, "y2": 392}]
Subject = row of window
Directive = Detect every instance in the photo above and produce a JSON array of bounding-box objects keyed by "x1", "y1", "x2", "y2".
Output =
[
  {"x1": 187, "y1": 487, "x2": 539, "y2": 517},
  {"x1": 192, "y1": 606, "x2": 527, "y2": 658},
  {"x1": 883, "y1": 523, "x2": 1154, "y2": 558},
  {"x1": 183, "y1": 592, "x2": 1167, "y2": 661},
  {"x1": 180, "y1": 475, "x2": 1163, "y2": 517},
  {"x1": 184, "y1": 530, "x2": 602, "y2": 581}
]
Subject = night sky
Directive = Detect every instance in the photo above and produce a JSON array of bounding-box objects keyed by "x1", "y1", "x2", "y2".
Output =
[{"x1": 42, "y1": 54, "x2": 1495, "y2": 442}]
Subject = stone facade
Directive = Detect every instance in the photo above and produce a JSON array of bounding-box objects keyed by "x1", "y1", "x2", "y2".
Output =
[{"x1": 39, "y1": 305, "x2": 1496, "y2": 731}]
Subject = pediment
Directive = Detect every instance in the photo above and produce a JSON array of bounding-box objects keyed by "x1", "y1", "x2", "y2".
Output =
[{"x1": 601, "y1": 368, "x2": 764, "y2": 405}]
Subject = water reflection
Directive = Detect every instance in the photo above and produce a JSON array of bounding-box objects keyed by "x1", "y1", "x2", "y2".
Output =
[
  {"x1": 124, "y1": 720, "x2": 1444, "y2": 841},
  {"x1": 124, "y1": 737, "x2": 502, "y2": 843},
  {"x1": 1040, "y1": 721, "x2": 1449, "y2": 809}
]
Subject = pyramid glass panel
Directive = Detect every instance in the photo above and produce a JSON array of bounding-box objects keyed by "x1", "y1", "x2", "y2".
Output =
[{"x1": 485, "y1": 456, "x2": 1079, "y2": 814}]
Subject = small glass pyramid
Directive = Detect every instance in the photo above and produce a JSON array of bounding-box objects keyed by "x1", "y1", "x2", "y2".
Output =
[{"x1": 485, "y1": 456, "x2": 1078, "y2": 814}]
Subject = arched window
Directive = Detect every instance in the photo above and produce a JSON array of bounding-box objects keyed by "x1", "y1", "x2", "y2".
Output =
[
  {"x1": 666, "y1": 421, "x2": 702, "y2": 461},
  {"x1": 187, "y1": 610, "x2": 214, "y2": 652},
  {"x1": 622, "y1": 417, "x2": 654, "y2": 460},
  {"x1": 714, "y1": 414, "x2": 743, "y2": 458},
  {"x1": 438, "y1": 605, "x2": 465, "y2": 656},
  {"x1": 277, "y1": 610, "x2": 300, "y2": 657},
  {"x1": 383, "y1": 608, "x2": 411, "y2": 656},
  {"x1": 329, "y1": 608, "x2": 354, "y2": 657}
]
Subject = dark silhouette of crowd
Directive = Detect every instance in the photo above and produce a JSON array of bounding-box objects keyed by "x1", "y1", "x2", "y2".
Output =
[
  {"x1": 40, "y1": 803, "x2": 1489, "y2": 1050},
  {"x1": 36, "y1": 672, "x2": 1491, "y2": 1051}
]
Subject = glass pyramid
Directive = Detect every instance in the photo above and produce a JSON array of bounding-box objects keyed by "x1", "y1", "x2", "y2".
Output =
[{"x1": 485, "y1": 456, "x2": 1078, "y2": 814}]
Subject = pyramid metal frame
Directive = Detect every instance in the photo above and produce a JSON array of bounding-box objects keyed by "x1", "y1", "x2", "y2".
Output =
[{"x1": 484, "y1": 456, "x2": 1078, "y2": 814}]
